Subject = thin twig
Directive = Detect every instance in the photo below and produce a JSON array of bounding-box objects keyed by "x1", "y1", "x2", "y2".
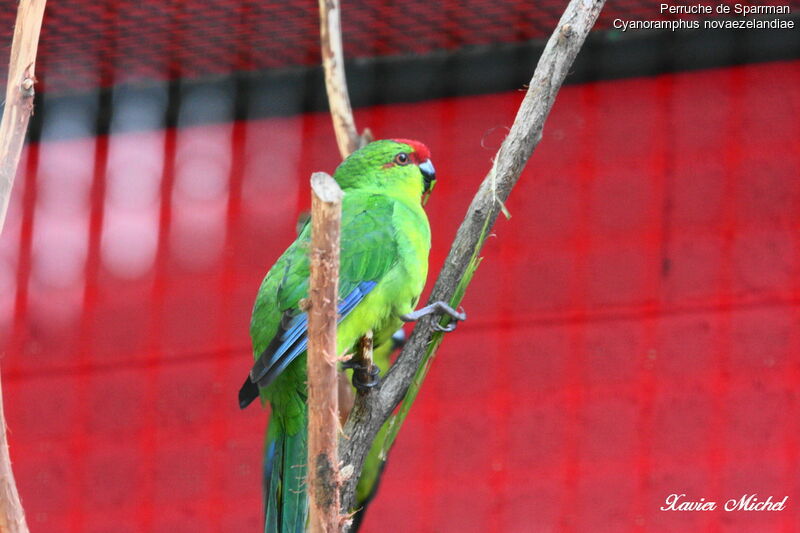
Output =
[
  {"x1": 0, "y1": 1, "x2": 47, "y2": 533},
  {"x1": 318, "y1": 0, "x2": 371, "y2": 158},
  {"x1": 0, "y1": 0, "x2": 46, "y2": 233},
  {"x1": 339, "y1": 0, "x2": 607, "y2": 516},
  {"x1": 307, "y1": 172, "x2": 345, "y2": 533}
]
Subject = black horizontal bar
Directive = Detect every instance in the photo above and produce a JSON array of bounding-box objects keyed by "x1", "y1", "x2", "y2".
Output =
[{"x1": 27, "y1": 18, "x2": 800, "y2": 141}]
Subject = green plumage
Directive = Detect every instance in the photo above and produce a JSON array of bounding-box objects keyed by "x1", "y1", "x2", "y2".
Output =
[{"x1": 247, "y1": 140, "x2": 434, "y2": 532}]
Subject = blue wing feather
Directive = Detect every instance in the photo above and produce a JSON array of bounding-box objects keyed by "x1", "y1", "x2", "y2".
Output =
[
  {"x1": 248, "y1": 280, "x2": 377, "y2": 389},
  {"x1": 338, "y1": 280, "x2": 376, "y2": 316},
  {"x1": 278, "y1": 314, "x2": 309, "y2": 352}
]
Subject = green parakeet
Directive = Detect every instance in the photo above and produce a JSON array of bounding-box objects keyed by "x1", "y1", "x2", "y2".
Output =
[{"x1": 239, "y1": 139, "x2": 437, "y2": 533}]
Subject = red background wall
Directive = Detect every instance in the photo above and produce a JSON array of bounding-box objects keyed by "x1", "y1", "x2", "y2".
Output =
[{"x1": 1, "y1": 59, "x2": 799, "y2": 532}]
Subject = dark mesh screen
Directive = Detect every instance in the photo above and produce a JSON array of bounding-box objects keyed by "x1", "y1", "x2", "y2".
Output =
[{"x1": 0, "y1": 0, "x2": 796, "y2": 93}]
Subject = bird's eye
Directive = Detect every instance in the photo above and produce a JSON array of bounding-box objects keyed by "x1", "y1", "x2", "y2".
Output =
[{"x1": 394, "y1": 153, "x2": 410, "y2": 165}]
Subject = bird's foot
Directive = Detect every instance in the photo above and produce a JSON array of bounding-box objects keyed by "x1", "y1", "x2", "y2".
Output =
[
  {"x1": 342, "y1": 359, "x2": 381, "y2": 392},
  {"x1": 400, "y1": 301, "x2": 467, "y2": 332}
]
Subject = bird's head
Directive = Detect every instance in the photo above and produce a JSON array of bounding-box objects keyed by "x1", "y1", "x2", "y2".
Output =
[{"x1": 333, "y1": 139, "x2": 436, "y2": 203}]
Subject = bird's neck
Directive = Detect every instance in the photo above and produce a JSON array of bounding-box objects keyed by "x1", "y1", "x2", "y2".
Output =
[{"x1": 347, "y1": 186, "x2": 425, "y2": 210}]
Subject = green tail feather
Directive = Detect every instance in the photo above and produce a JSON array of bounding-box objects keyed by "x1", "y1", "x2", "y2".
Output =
[{"x1": 264, "y1": 416, "x2": 308, "y2": 533}]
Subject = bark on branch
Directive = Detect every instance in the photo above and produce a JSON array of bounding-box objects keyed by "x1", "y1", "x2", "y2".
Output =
[
  {"x1": 338, "y1": 0, "x2": 607, "y2": 516},
  {"x1": 307, "y1": 173, "x2": 345, "y2": 533},
  {"x1": 318, "y1": 0, "x2": 371, "y2": 159},
  {"x1": 0, "y1": 0, "x2": 46, "y2": 233},
  {"x1": 0, "y1": 1, "x2": 47, "y2": 533}
]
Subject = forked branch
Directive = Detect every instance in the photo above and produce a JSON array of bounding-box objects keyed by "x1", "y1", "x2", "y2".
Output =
[{"x1": 338, "y1": 0, "x2": 608, "y2": 517}]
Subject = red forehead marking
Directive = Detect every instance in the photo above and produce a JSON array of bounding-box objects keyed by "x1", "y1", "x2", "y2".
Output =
[{"x1": 391, "y1": 138, "x2": 431, "y2": 164}]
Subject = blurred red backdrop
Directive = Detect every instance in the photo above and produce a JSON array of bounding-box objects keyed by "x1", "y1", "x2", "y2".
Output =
[{"x1": 0, "y1": 59, "x2": 799, "y2": 532}]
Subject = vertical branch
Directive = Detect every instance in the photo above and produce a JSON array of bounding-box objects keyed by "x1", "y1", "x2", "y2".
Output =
[
  {"x1": 0, "y1": 0, "x2": 47, "y2": 233},
  {"x1": 0, "y1": 2, "x2": 47, "y2": 533},
  {"x1": 318, "y1": 0, "x2": 370, "y2": 159},
  {"x1": 307, "y1": 172, "x2": 344, "y2": 533},
  {"x1": 0, "y1": 379, "x2": 26, "y2": 533}
]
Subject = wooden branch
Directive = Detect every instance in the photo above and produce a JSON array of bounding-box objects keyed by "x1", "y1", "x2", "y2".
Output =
[
  {"x1": 307, "y1": 172, "x2": 345, "y2": 533},
  {"x1": 0, "y1": 0, "x2": 46, "y2": 234},
  {"x1": 317, "y1": 0, "x2": 372, "y2": 454},
  {"x1": 0, "y1": 379, "x2": 26, "y2": 533},
  {"x1": 339, "y1": 0, "x2": 607, "y2": 516},
  {"x1": 318, "y1": 0, "x2": 371, "y2": 159},
  {"x1": 0, "y1": 2, "x2": 47, "y2": 533}
]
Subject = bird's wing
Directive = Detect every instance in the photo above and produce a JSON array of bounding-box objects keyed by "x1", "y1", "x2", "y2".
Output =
[{"x1": 239, "y1": 194, "x2": 399, "y2": 408}]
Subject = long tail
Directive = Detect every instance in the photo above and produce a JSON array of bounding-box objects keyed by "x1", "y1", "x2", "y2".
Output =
[{"x1": 264, "y1": 416, "x2": 308, "y2": 533}]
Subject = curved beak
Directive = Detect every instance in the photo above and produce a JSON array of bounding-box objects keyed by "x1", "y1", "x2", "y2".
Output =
[{"x1": 419, "y1": 159, "x2": 436, "y2": 193}]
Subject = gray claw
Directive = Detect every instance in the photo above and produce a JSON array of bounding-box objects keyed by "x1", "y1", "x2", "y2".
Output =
[{"x1": 400, "y1": 301, "x2": 466, "y2": 332}]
